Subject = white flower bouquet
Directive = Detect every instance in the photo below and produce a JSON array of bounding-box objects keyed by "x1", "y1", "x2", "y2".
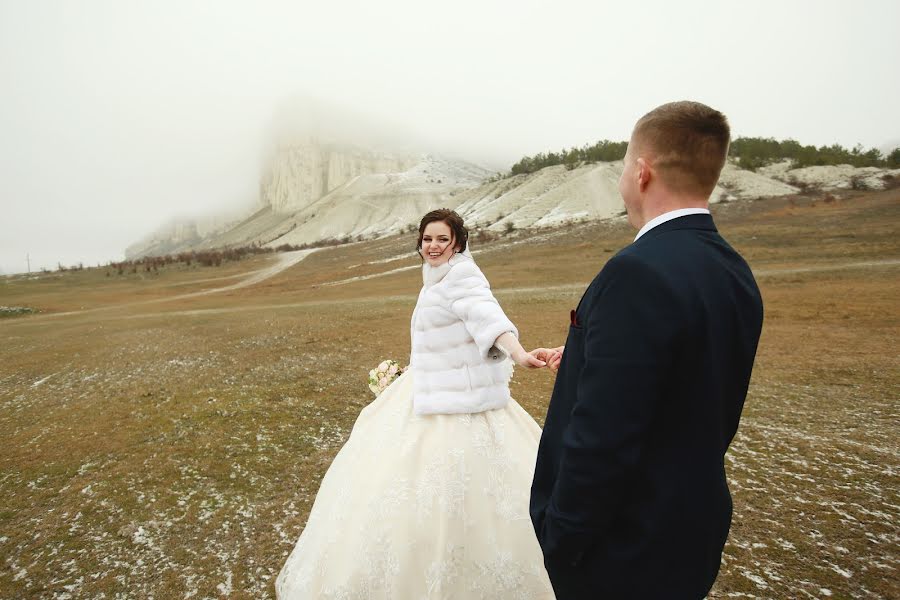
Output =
[{"x1": 368, "y1": 359, "x2": 406, "y2": 396}]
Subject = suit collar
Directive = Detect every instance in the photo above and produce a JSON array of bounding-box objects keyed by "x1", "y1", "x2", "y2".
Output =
[{"x1": 634, "y1": 213, "x2": 717, "y2": 242}]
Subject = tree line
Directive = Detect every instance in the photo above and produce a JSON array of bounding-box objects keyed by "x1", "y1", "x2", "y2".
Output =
[
  {"x1": 505, "y1": 137, "x2": 900, "y2": 176},
  {"x1": 729, "y1": 138, "x2": 900, "y2": 171},
  {"x1": 509, "y1": 140, "x2": 629, "y2": 175}
]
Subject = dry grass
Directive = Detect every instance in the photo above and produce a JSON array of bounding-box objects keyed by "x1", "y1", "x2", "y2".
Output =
[{"x1": 1, "y1": 188, "x2": 898, "y2": 598}]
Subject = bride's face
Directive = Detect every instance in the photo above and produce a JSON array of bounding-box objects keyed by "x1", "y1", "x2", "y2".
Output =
[{"x1": 420, "y1": 221, "x2": 459, "y2": 267}]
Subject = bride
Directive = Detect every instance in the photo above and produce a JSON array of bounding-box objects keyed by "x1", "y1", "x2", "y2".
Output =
[{"x1": 275, "y1": 209, "x2": 557, "y2": 599}]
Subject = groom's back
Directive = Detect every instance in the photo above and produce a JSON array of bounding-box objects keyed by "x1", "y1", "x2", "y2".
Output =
[
  {"x1": 602, "y1": 218, "x2": 762, "y2": 596},
  {"x1": 626, "y1": 219, "x2": 763, "y2": 453},
  {"x1": 531, "y1": 214, "x2": 763, "y2": 600}
]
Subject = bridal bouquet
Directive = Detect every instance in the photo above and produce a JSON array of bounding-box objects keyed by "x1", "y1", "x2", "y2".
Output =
[{"x1": 368, "y1": 359, "x2": 406, "y2": 396}]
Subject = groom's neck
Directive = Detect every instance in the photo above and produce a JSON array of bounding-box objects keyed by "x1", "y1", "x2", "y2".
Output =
[{"x1": 634, "y1": 191, "x2": 710, "y2": 230}]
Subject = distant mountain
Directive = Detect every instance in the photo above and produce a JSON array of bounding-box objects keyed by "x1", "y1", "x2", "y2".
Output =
[{"x1": 125, "y1": 206, "x2": 260, "y2": 259}]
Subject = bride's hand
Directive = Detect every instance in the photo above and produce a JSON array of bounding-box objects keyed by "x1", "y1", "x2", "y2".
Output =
[
  {"x1": 513, "y1": 349, "x2": 547, "y2": 369},
  {"x1": 494, "y1": 332, "x2": 546, "y2": 369}
]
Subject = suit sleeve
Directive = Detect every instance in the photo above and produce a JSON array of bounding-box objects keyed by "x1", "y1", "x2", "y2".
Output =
[
  {"x1": 539, "y1": 253, "x2": 683, "y2": 564},
  {"x1": 440, "y1": 262, "x2": 518, "y2": 358}
]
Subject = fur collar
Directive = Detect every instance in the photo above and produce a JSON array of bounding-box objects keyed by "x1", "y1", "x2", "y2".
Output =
[{"x1": 421, "y1": 251, "x2": 473, "y2": 287}]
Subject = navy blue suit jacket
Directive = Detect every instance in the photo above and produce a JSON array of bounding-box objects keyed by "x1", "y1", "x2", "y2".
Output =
[{"x1": 530, "y1": 214, "x2": 763, "y2": 599}]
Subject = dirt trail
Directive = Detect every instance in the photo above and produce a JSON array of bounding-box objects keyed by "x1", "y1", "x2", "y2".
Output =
[
  {"x1": 18, "y1": 249, "x2": 318, "y2": 321},
  {"x1": 173, "y1": 249, "x2": 317, "y2": 298}
]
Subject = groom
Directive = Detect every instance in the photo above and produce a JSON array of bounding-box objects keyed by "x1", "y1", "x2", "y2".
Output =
[{"x1": 529, "y1": 101, "x2": 763, "y2": 599}]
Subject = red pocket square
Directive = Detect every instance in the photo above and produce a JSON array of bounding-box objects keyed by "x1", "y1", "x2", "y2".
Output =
[{"x1": 570, "y1": 309, "x2": 580, "y2": 327}]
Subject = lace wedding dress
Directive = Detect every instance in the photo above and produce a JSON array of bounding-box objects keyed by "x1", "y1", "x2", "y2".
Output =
[{"x1": 275, "y1": 369, "x2": 555, "y2": 599}]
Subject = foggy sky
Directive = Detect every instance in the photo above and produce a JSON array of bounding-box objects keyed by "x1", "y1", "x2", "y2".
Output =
[{"x1": 1, "y1": 0, "x2": 898, "y2": 275}]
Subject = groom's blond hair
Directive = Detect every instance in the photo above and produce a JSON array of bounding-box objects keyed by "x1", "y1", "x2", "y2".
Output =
[{"x1": 632, "y1": 101, "x2": 730, "y2": 198}]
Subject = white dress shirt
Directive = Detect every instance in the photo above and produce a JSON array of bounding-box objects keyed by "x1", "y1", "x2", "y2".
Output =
[{"x1": 634, "y1": 208, "x2": 711, "y2": 242}]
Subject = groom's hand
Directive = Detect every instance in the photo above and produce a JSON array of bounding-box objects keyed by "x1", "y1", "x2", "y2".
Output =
[{"x1": 547, "y1": 346, "x2": 564, "y2": 372}]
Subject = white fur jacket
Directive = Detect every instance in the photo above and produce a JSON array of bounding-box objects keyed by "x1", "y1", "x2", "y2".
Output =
[{"x1": 409, "y1": 252, "x2": 517, "y2": 415}]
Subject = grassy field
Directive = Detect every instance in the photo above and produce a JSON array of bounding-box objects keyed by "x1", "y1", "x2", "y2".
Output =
[{"x1": 1, "y1": 188, "x2": 898, "y2": 599}]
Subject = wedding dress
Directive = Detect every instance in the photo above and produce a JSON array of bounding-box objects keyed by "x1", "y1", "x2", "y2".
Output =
[
  {"x1": 276, "y1": 248, "x2": 555, "y2": 599},
  {"x1": 275, "y1": 370, "x2": 555, "y2": 599}
]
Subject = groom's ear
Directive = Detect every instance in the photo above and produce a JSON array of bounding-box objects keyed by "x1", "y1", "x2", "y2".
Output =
[{"x1": 636, "y1": 157, "x2": 652, "y2": 192}]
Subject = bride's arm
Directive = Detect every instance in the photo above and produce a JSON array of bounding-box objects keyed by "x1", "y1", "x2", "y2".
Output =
[
  {"x1": 441, "y1": 262, "x2": 546, "y2": 370},
  {"x1": 495, "y1": 332, "x2": 547, "y2": 369}
]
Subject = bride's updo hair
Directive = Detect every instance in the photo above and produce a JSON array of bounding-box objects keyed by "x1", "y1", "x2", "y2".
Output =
[{"x1": 416, "y1": 208, "x2": 468, "y2": 254}]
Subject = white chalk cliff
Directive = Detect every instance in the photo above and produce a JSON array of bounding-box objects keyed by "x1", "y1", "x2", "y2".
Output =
[
  {"x1": 261, "y1": 141, "x2": 421, "y2": 214},
  {"x1": 180, "y1": 145, "x2": 493, "y2": 252}
]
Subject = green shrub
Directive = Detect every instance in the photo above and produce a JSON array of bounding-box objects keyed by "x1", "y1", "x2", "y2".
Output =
[
  {"x1": 510, "y1": 140, "x2": 628, "y2": 175},
  {"x1": 0, "y1": 306, "x2": 37, "y2": 318},
  {"x1": 887, "y1": 147, "x2": 900, "y2": 168},
  {"x1": 729, "y1": 137, "x2": 890, "y2": 171}
]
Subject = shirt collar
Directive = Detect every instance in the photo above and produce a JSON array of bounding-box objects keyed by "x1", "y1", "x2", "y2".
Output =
[{"x1": 634, "y1": 208, "x2": 711, "y2": 241}]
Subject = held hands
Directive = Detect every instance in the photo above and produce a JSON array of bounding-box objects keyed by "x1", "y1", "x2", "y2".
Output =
[
  {"x1": 527, "y1": 346, "x2": 564, "y2": 373},
  {"x1": 511, "y1": 348, "x2": 548, "y2": 369},
  {"x1": 495, "y1": 332, "x2": 547, "y2": 369},
  {"x1": 494, "y1": 332, "x2": 563, "y2": 371}
]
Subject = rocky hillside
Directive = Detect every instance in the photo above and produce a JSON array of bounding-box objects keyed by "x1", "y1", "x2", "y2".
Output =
[
  {"x1": 451, "y1": 160, "x2": 802, "y2": 232},
  {"x1": 127, "y1": 147, "x2": 900, "y2": 258}
]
